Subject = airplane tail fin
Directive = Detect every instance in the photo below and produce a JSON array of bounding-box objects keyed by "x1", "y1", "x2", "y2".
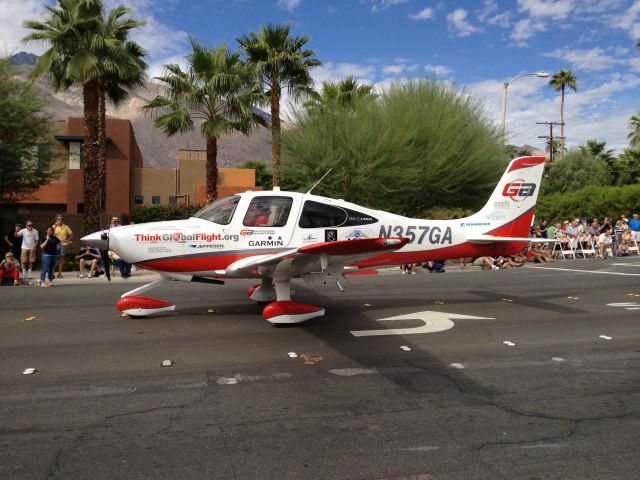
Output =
[{"x1": 463, "y1": 156, "x2": 546, "y2": 238}]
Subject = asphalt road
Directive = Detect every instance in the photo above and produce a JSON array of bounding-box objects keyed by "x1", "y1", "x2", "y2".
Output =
[{"x1": 1, "y1": 257, "x2": 640, "y2": 480}]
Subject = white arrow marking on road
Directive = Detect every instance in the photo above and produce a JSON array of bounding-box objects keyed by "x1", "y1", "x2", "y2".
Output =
[
  {"x1": 607, "y1": 302, "x2": 640, "y2": 310},
  {"x1": 350, "y1": 311, "x2": 494, "y2": 337}
]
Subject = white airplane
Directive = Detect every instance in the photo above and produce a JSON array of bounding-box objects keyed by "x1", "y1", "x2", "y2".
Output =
[{"x1": 83, "y1": 156, "x2": 545, "y2": 324}]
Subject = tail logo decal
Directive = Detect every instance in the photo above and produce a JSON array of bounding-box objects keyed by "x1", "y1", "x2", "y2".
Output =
[{"x1": 502, "y1": 180, "x2": 536, "y2": 202}]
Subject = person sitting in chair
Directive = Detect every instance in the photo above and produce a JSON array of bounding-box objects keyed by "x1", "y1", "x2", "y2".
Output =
[
  {"x1": 75, "y1": 243, "x2": 100, "y2": 278},
  {"x1": 0, "y1": 252, "x2": 21, "y2": 285}
]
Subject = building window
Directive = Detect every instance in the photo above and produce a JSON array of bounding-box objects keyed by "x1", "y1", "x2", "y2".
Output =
[
  {"x1": 168, "y1": 196, "x2": 177, "y2": 204},
  {"x1": 77, "y1": 203, "x2": 84, "y2": 213},
  {"x1": 152, "y1": 196, "x2": 161, "y2": 205},
  {"x1": 69, "y1": 142, "x2": 81, "y2": 170},
  {"x1": 134, "y1": 196, "x2": 144, "y2": 205}
]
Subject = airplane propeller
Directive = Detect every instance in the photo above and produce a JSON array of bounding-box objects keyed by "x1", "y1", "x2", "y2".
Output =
[{"x1": 100, "y1": 229, "x2": 111, "y2": 281}]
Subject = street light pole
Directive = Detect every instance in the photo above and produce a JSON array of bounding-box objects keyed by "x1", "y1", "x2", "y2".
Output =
[{"x1": 500, "y1": 71, "x2": 549, "y2": 144}]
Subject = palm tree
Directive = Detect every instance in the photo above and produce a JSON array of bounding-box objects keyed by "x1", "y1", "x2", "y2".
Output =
[
  {"x1": 142, "y1": 39, "x2": 266, "y2": 201},
  {"x1": 305, "y1": 76, "x2": 376, "y2": 111},
  {"x1": 579, "y1": 139, "x2": 615, "y2": 165},
  {"x1": 548, "y1": 69, "x2": 577, "y2": 158},
  {"x1": 237, "y1": 23, "x2": 321, "y2": 187},
  {"x1": 23, "y1": 0, "x2": 146, "y2": 233},
  {"x1": 94, "y1": 7, "x2": 147, "y2": 214},
  {"x1": 627, "y1": 113, "x2": 640, "y2": 149}
]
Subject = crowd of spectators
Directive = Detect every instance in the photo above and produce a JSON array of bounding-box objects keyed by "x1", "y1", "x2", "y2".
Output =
[{"x1": 1, "y1": 214, "x2": 134, "y2": 286}]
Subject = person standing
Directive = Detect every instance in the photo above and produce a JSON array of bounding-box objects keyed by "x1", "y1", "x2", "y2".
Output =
[
  {"x1": 628, "y1": 213, "x2": 640, "y2": 241},
  {"x1": 39, "y1": 226, "x2": 60, "y2": 287},
  {"x1": 3, "y1": 223, "x2": 22, "y2": 258},
  {"x1": 53, "y1": 214, "x2": 73, "y2": 279},
  {"x1": 16, "y1": 221, "x2": 38, "y2": 280}
]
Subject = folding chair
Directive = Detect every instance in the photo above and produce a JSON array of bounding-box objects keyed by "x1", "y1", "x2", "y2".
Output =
[
  {"x1": 578, "y1": 236, "x2": 597, "y2": 258},
  {"x1": 628, "y1": 237, "x2": 640, "y2": 256},
  {"x1": 553, "y1": 236, "x2": 576, "y2": 259}
]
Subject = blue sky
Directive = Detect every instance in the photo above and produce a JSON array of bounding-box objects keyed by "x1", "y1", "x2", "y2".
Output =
[{"x1": 3, "y1": 0, "x2": 640, "y2": 153}]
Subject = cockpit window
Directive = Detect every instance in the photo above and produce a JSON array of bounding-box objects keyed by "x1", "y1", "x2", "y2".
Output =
[
  {"x1": 299, "y1": 200, "x2": 378, "y2": 228},
  {"x1": 243, "y1": 196, "x2": 293, "y2": 227},
  {"x1": 193, "y1": 195, "x2": 240, "y2": 225}
]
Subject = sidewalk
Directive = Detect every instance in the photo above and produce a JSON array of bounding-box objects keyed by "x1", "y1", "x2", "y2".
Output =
[{"x1": 15, "y1": 267, "x2": 161, "y2": 286}]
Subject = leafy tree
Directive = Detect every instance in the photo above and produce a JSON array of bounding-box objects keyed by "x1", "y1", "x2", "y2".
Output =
[
  {"x1": 23, "y1": 0, "x2": 146, "y2": 233},
  {"x1": 239, "y1": 160, "x2": 272, "y2": 190},
  {"x1": 548, "y1": 69, "x2": 577, "y2": 157},
  {"x1": 304, "y1": 76, "x2": 376, "y2": 111},
  {"x1": 281, "y1": 78, "x2": 505, "y2": 216},
  {"x1": 537, "y1": 184, "x2": 640, "y2": 223},
  {"x1": 143, "y1": 39, "x2": 266, "y2": 202},
  {"x1": 627, "y1": 113, "x2": 640, "y2": 149},
  {"x1": 542, "y1": 148, "x2": 610, "y2": 194},
  {"x1": 237, "y1": 23, "x2": 321, "y2": 187},
  {"x1": 611, "y1": 149, "x2": 640, "y2": 186},
  {"x1": 0, "y1": 58, "x2": 61, "y2": 200}
]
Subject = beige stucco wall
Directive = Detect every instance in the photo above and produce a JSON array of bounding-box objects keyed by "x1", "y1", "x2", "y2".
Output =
[{"x1": 131, "y1": 167, "x2": 177, "y2": 207}]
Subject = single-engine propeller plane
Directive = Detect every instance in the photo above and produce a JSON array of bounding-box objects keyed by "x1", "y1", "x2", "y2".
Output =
[{"x1": 82, "y1": 156, "x2": 545, "y2": 324}]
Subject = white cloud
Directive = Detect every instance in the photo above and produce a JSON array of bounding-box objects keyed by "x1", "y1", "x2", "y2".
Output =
[
  {"x1": 425, "y1": 64, "x2": 453, "y2": 76},
  {"x1": 446, "y1": 9, "x2": 481, "y2": 37},
  {"x1": 131, "y1": 16, "x2": 189, "y2": 60},
  {"x1": 311, "y1": 62, "x2": 376, "y2": 86},
  {"x1": 510, "y1": 18, "x2": 546, "y2": 44},
  {"x1": 542, "y1": 47, "x2": 623, "y2": 71},
  {"x1": 0, "y1": 0, "x2": 51, "y2": 56},
  {"x1": 486, "y1": 10, "x2": 512, "y2": 27},
  {"x1": 409, "y1": 8, "x2": 434, "y2": 21},
  {"x1": 478, "y1": 0, "x2": 498, "y2": 22},
  {"x1": 371, "y1": 0, "x2": 408, "y2": 14},
  {"x1": 277, "y1": 0, "x2": 301, "y2": 12},
  {"x1": 607, "y1": 0, "x2": 640, "y2": 39},
  {"x1": 517, "y1": 0, "x2": 574, "y2": 19}
]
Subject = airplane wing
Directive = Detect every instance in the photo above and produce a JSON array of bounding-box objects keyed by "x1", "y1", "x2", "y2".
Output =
[
  {"x1": 467, "y1": 235, "x2": 550, "y2": 244},
  {"x1": 224, "y1": 237, "x2": 409, "y2": 277}
]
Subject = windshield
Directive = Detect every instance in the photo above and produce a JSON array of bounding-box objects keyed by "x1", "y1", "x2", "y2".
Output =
[{"x1": 193, "y1": 196, "x2": 240, "y2": 225}]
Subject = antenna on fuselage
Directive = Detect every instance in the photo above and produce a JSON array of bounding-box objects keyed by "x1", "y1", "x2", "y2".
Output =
[{"x1": 306, "y1": 168, "x2": 333, "y2": 195}]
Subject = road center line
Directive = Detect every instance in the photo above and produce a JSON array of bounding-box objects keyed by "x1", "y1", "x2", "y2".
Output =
[{"x1": 530, "y1": 266, "x2": 640, "y2": 277}]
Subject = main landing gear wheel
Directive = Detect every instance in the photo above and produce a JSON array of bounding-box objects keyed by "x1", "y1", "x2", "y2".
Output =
[
  {"x1": 116, "y1": 295, "x2": 175, "y2": 318},
  {"x1": 262, "y1": 301, "x2": 325, "y2": 324}
]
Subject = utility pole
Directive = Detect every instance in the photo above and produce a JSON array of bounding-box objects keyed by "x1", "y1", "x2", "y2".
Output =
[{"x1": 537, "y1": 121, "x2": 564, "y2": 163}]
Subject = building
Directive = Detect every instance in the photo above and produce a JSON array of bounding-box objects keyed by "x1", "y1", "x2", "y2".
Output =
[{"x1": 1, "y1": 117, "x2": 258, "y2": 235}]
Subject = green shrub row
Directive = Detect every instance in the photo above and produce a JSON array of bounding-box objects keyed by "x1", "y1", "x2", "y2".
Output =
[
  {"x1": 536, "y1": 184, "x2": 640, "y2": 223},
  {"x1": 131, "y1": 204, "x2": 203, "y2": 224}
]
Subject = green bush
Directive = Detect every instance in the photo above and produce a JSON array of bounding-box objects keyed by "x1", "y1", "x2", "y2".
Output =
[
  {"x1": 131, "y1": 204, "x2": 203, "y2": 224},
  {"x1": 536, "y1": 184, "x2": 640, "y2": 222}
]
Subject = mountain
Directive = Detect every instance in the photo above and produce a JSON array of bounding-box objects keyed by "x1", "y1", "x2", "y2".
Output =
[{"x1": 10, "y1": 52, "x2": 272, "y2": 169}]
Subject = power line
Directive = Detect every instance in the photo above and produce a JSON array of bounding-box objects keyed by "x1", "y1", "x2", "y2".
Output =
[{"x1": 537, "y1": 121, "x2": 563, "y2": 163}]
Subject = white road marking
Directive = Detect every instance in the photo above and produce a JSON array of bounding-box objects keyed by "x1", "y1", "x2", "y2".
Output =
[
  {"x1": 531, "y1": 266, "x2": 640, "y2": 277},
  {"x1": 329, "y1": 368, "x2": 377, "y2": 377},
  {"x1": 400, "y1": 345, "x2": 412, "y2": 351},
  {"x1": 607, "y1": 302, "x2": 640, "y2": 310},
  {"x1": 598, "y1": 335, "x2": 613, "y2": 340},
  {"x1": 610, "y1": 263, "x2": 640, "y2": 267},
  {"x1": 401, "y1": 446, "x2": 440, "y2": 452},
  {"x1": 287, "y1": 352, "x2": 299, "y2": 358},
  {"x1": 351, "y1": 311, "x2": 493, "y2": 337},
  {"x1": 449, "y1": 363, "x2": 465, "y2": 369},
  {"x1": 217, "y1": 373, "x2": 292, "y2": 385},
  {"x1": 502, "y1": 341, "x2": 516, "y2": 347}
]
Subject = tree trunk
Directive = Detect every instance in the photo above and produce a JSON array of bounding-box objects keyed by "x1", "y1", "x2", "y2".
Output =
[
  {"x1": 205, "y1": 134, "x2": 218, "y2": 202},
  {"x1": 271, "y1": 78, "x2": 281, "y2": 188},
  {"x1": 560, "y1": 87, "x2": 565, "y2": 159},
  {"x1": 82, "y1": 79, "x2": 101, "y2": 234},
  {"x1": 97, "y1": 78, "x2": 107, "y2": 215}
]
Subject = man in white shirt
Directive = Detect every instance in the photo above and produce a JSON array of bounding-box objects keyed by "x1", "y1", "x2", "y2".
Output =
[
  {"x1": 598, "y1": 230, "x2": 612, "y2": 259},
  {"x1": 16, "y1": 221, "x2": 39, "y2": 278}
]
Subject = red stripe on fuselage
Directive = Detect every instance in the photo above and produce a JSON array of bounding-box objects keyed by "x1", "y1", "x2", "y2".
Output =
[{"x1": 136, "y1": 251, "x2": 279, "y2": 272}]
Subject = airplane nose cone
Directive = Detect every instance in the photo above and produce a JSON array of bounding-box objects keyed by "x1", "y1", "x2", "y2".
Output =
[{"x1": 81, "y1": 230, "x2": 109, "y2": 250}]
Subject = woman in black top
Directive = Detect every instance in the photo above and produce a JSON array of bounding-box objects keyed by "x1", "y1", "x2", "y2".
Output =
[{"x1": 39, "y1": 226, "x2": 60, "y2": 287}]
